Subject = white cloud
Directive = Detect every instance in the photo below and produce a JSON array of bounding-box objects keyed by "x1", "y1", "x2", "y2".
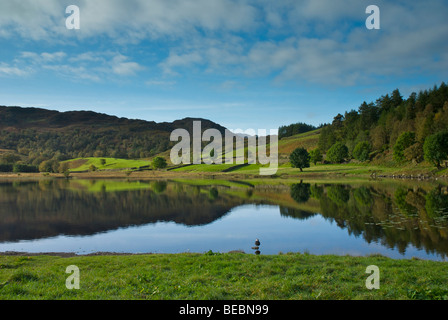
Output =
[
  {"x1": 0, "y1": 0, "x2": 258, "y2": 42},
  {"x1": 159, "y1": 52, "x2": 203, "y2": 75},
  {"x1": 110, "y1": 54, "x2": 144, "y2": 76},
  {"x1": 0, "y1": 63, "x2": 30, "y2": 77},
  {"x1": 10, "y1": 51, "x2": 144, "y2": 81},
  {"x1": 21, "y1": 51, "x2": 67, "y2": 63},
  {"x1": 41, "y1": 52, "x2": 67, "y2": 61},
  {"x1": 0, "y1": 0, "x2": 447, "y2": 87}
]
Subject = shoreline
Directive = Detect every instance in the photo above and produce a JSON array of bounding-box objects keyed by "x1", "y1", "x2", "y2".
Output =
[
  {"x1": 0, "y1": 250, "x2": 445, "y2": 262},
  {"x1": 1, "y1": 166, "x2": 448, "y2": 181}
]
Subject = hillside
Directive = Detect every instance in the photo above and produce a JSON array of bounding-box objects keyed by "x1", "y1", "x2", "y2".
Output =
[
  {"x1": 0, "y1": 105, "x2": 228, "y2": 165},
  {"x1": 316, "y1": 82, "x2": 448, "y2": 166}
]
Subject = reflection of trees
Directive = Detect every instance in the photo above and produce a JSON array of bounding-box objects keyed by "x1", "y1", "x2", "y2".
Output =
[
  {"x1": 150, "y1": 181, "x2": 167, "y2": 193},
  {"x1": 2, "y1": 179, "x2": 448, "y2": 258},
  {"x1": 326, "y1": 185, "x2": 350, "y2": 206},
  {"x1": 426, "y1": 187, "x2": 448, "y2": 218},
  {"x1": 279, "y1": 206, "x2": 316, "y2": 220},
  {"x1": 395, "y1": 188, "x2": 418, "y2": 216},
  {"x1": 315, "y1": 184, "x2": 448, "y2": 258},
  {"x1": 290, "y1": 182, "x2": 311, "y2": 203}
]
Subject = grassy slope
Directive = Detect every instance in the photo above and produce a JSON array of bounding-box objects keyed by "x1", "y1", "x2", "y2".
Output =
[
  {"x1": 63, "y1": 157, "x2": 151, "y2": 171},
  {"x1": 0, "y1": 252, "x2": 447, "y2": 300},
  {"x1": 63, "y1": 129, "x2": 448, "y2": 178}
]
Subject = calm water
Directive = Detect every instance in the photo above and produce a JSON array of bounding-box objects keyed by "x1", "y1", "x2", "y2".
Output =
[{"x1": 0, "y1": 179, "x2": 447, "y2": 261}]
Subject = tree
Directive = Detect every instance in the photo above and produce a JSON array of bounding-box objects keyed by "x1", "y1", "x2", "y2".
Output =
[
  {"x1": 318, "y1": 125, "x2": 336, "y2": 152},
  {"x1": 423, "y1": 131, "x2": 448, "y2": 169},
  {"x1": 0, "y1": 153, "x2": 21, "y2": 164},
  {"x1": 89, "y1": 164, "x2": 97, "y2": 172},
  {"x1": 393, "y1": 131, "x2": 415, "y2": 162},
  {"x1": 59, "y1": 162, "x2": 70, "y2": 173},
  {"x1": 309, "y1": 148, "x2": 323, "y2": 165},
  {"x1": 39, "y1": 160, "x2": 60, "y2": 173},
  {"x1": 404, "y1": 143, "x2": 423, "y2": 163},
  {"x1": 13, "y1": 164, "x2": 39, "y2": 173},
  {"x1": 100, "y1": 159, "x2": 107, "y2": 166},
  {"x1": 326, "y1": 142, "x2": 348, "y2": 163},
  {"x1": 152, "y1": 156, "x2": 167, "y2": 169},
  {"x1": 289, "y1": 147, "x2": 310, "y2": 172},
  {"x1": 353, "y1": 141, "x2": 372, "y2": 162}
]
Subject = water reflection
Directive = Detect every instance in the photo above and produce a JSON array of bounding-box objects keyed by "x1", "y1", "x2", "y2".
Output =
[
  {"x1": 285, "y1": 182, "x2": 448, "y2": 258},
  {"x1": 0, "y1": 179, "x2": 447, "y2": 259}
]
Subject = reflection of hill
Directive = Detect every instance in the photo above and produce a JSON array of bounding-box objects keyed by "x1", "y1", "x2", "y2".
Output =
[
  {"x1": 279, "y1": 207, "x2": 316, "y2": 220},
  {"x1": 0, "y1": 181, "x2": 246, "y2": 242},
  {"x1": 1, "y1": 180, "x2": 448, "y2": 258}
]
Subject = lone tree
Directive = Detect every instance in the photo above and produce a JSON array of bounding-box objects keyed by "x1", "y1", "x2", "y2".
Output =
[
  {"x1": 326, "y1": 142, "x2": 349, "y2": 163},
  {"x1": 424, "y1": 131, "x2": 448, "y2": 169},
  {"x1": 152, "y1": 156, "x2": 167, "y2": 169},
  {"x1": 289, "y1": 147, "x2": 310, "y2": 172}
]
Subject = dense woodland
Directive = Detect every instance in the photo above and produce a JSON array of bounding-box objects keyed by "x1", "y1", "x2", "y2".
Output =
[
  {"x1": 278, "y1": 122, "x2": 318, "y2": 139},
  {"x1": 315, "y1": 82, "x2": 448, "y2": 167}
]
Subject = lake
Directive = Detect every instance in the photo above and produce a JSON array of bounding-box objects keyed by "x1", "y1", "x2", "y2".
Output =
[{"x1": 0, "y1": 178, "x2": 447, "y2": 261}]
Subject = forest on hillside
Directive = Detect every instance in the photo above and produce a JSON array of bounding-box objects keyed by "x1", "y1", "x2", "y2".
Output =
[
  {"x1": 0, "y1": 106, "x2": 227, "y2": 171},
  {"x1": 311, "y1": 82, "x2": 448, "y2": 167}
]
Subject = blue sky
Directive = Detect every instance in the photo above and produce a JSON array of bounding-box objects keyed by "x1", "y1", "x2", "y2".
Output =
[{"x1": 0, "y1": 0, "x2": 447, "y2": 131}]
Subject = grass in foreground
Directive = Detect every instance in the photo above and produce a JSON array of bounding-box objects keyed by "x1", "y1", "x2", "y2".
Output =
[{"x1": 0, "y1": 252, "x2": 447, "y2": 300}]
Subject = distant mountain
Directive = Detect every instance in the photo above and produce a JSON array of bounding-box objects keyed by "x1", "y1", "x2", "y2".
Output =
[{"x1": 0, "y1": 105, "x2": 229, "y2": 163}]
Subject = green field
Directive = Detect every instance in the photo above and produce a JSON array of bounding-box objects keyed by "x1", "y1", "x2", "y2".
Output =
[
  {"x1": 0, "y1": 252, "x2": 447, "y2": 300},
  {"x1": 63, "y1": 157, "x2": 151, "y2": 171},
  {"x1": 170, "y1": 161, "x2": 447, "y2": 178},
  {"x1": 60, "y1": 128, "x2": 448, "y2": 179}
]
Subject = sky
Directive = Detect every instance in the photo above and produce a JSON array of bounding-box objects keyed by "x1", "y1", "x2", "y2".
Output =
[{"x1": 0, "y1": 0, "x2": 447, "y2": 131}]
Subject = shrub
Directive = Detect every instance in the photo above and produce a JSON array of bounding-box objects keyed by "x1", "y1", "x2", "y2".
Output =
[
  {"x1": 152, "y1": 156, "x2": 167, "y2": 169},
  {"x1": 423, "y1": 131, "x2": 448, "y2": 169},
  {"x1": 353, "y1": 141, "x2": 372, "y2": 162},
  {"x1": 309, "y1": 148, "x2": 323, "y2": 165},
  {"x1": 326, "y1": 142, "x2": 349, "y2": 163},
  {"x1": 39, "y1": 160, "x2": 60, "y2": 173},
  {"x1": 393, "y1": 131, "x2": 415, "y2": 162}
]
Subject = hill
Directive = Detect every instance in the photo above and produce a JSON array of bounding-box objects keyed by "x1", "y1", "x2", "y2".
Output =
[{"x1": 0, "y1": 105, "x2": 228, "y2": 166}]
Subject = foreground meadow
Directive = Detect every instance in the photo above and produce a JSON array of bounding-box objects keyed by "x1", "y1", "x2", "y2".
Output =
[{"x1": 0, "y1": 252, "x2": 447, "y2": 300}]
